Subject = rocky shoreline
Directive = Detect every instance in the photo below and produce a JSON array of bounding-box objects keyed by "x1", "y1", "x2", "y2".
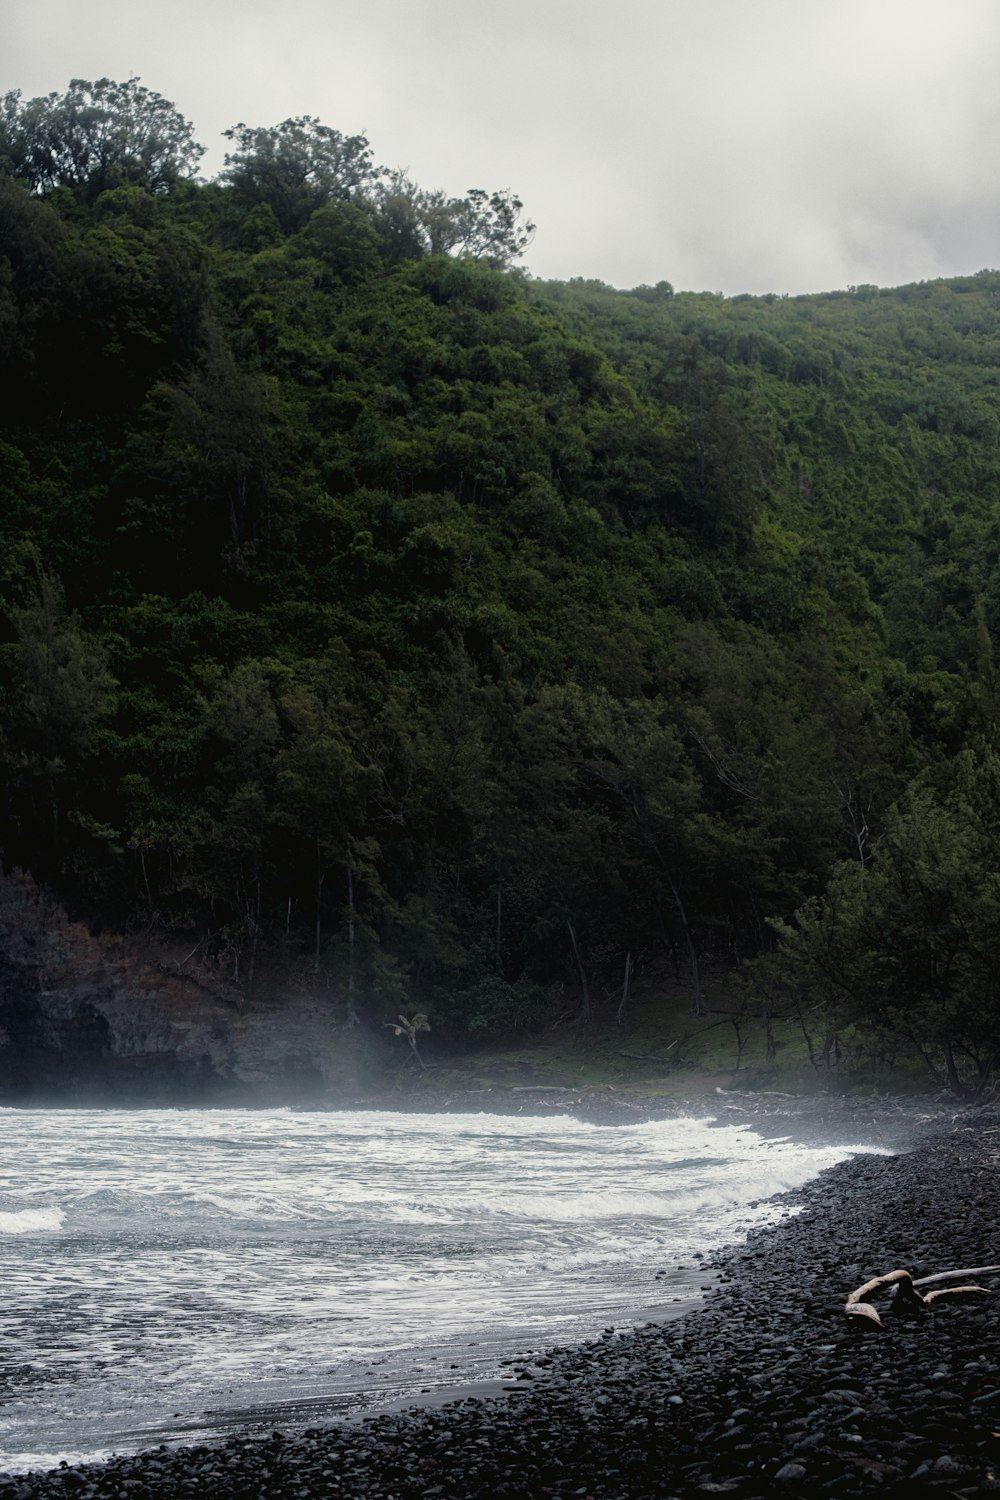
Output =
[{"x1": 4, "y1": 1106, "x2": 1000, "y2": 1497}]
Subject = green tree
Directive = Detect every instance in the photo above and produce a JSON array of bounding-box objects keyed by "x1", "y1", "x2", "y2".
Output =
[
  {"x1": 771, "y1": 781, "x2": 1000, "y2": 1096},
  {"x1": 369, "y1": 177, "x2": 534, "y2": 268},
  {"x1": 146, "y1": 320, "x2": 281, "y2": 572},
  {"x1": 221, "y1": 116, "x2": 383, "y2": 233},
  {"x1": 273, "y1": 660, "x2": 380, "y2": 997},
  {"x1": 0, "y1": 77, "x2": 204, "y2": 201},
  {"x1": 3, "y1": 568, "x2": 116, "y2": 861},
  {"x1": 446, "y1": 188, "x2": 535, "y2": 268}
]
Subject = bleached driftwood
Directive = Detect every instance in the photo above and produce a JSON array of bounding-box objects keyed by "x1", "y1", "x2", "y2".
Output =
[
  {"x1": 845, "y1": 1265, "x2": 1000, "y2": 1328},
  {"x1": 845, "y1": 1268, "x2": 925, "y2": 1325},
  {"x1": 922, "y1": 1285, "x2": 991, "y2": 1307},
  {"x1": 912, "y1": 1265, "x2": 1000, "y2": 1289}
]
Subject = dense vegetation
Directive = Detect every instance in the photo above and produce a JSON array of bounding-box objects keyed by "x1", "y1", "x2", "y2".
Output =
[{"x1": 3, "y1": 78, "x2": 1000, "y2": 1092}]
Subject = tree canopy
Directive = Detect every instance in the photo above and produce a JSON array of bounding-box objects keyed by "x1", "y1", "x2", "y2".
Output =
[
  {"x1": 221, "y1": 116, "x2": 383, "y2": 232},
  {"x1": 0, "y1": 77, "x2": 205, "y2": 200}
]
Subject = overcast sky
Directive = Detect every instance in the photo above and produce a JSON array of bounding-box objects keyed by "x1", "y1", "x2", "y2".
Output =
[{"x1": 6, "y1": 0, "x2": 1000, "y2": 296}]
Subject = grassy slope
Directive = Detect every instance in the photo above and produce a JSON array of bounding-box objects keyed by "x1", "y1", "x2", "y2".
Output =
[{"x1": 378, "y1": 970, "x2": 933, "y2": 1107}]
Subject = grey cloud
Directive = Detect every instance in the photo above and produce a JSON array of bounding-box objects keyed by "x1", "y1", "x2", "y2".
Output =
[{"x1": 5, "y1": 0, "x2": 1000, "y2": 294}]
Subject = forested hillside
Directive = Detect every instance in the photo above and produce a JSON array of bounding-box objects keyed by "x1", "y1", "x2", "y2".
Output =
[{"x1": 2, "y1": 78, "x2": 999, "y2": 1092}]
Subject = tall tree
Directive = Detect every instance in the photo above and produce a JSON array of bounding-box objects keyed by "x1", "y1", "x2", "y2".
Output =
[
  {"x1": 771, "y1": 780, "x2": 1000, "y2": 1096},
  {"x1": 0, "y1": 77, "x2": 204, "y2": 201},
  {"x1": 3, "y1": 568, "x2": 116, "y2": 859},
  {"x1": 221, "y1": 116, "x2": 383, "y2": 233},
  {"x1": 370, "y1": 178, "x2": 535, "y2": 269},
  {"x1": 444, "y1": 188, "x2": 535, "y2": 268}
]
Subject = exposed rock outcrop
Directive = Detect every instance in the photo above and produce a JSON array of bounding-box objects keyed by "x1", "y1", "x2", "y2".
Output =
[{"x1": 0, "y1": 870, "x2": 380, "y2": 1103}]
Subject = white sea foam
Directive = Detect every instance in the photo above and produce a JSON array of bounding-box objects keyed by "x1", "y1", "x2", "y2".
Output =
[
  {"x1": 0, "y1": 1205, "x2": 65, "y2": 1234},
  {"x1": 0, "y1": 1105, "x2": 889, "y2": 1472}
]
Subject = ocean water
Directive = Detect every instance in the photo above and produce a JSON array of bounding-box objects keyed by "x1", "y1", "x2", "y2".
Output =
[{"x1": 0, "y1": 1106, "x2": 885, "y2": 1471}]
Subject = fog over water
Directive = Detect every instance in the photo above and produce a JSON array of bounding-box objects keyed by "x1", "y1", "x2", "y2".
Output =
[{"x1": 0, "y1": 1106, "x2": 888, "y2": 1471}]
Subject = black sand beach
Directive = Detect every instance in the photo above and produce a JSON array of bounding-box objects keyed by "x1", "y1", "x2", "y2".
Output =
[{"x1": 4, "y1": 1103, "x2": 999, "y2": 1498}]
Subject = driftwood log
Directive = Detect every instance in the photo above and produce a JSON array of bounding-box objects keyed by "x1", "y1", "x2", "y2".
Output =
[{"x1": 845, "y1": 1265, "x2": 1000, "y2": 1327}]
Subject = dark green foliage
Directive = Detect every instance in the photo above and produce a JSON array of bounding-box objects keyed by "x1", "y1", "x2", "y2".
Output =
[
  {"x1": 0, "y1": 78, "x2": 204, "y2": 201},
  {"x1": 368, "y1": 176, "x2": 534, "y2": 270},
  {"x1": 221, "y1": 116, "x2": 382, "y2": 233},
  {"x1": 3, "y1": 79, "x2": 1000, "y2": 1080}
]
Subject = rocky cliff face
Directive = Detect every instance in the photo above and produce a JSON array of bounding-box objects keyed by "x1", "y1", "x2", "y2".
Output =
[{"x1": 0, "y1": 871, "x2": 382, "y2": 1104}]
